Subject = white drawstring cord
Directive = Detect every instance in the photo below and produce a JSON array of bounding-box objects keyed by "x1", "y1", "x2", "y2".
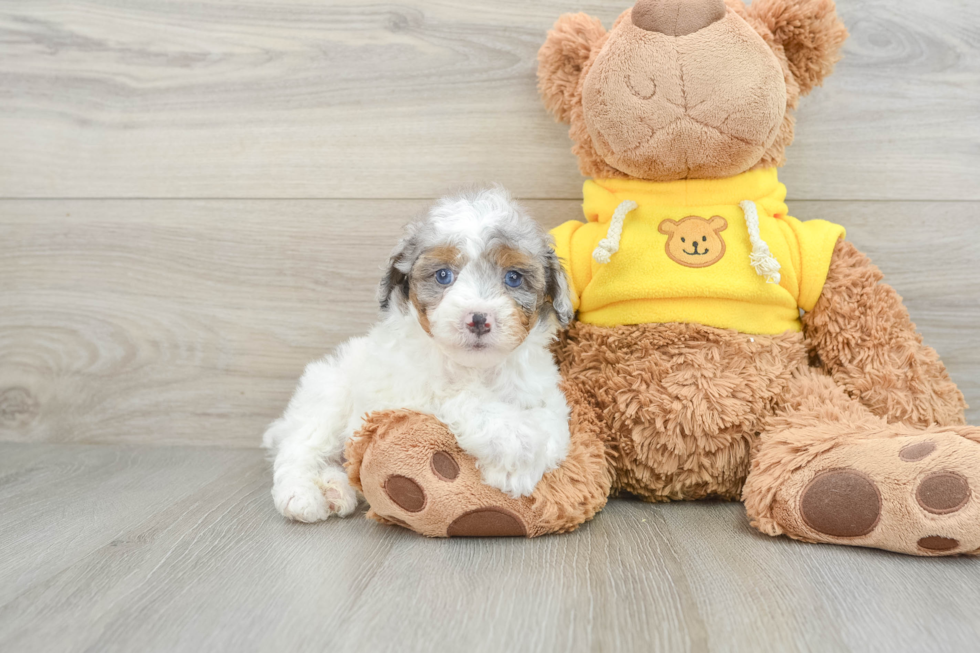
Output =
[
  {"x1": 592, "y1": 199, "x2": 638, "y2": 264},
  {"x1": 740, "y1": 200, "x2": 781, "y2": 284}
]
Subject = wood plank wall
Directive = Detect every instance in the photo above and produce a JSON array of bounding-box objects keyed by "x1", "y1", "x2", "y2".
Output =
[{"x1": 2, "y1": 0, "x2": 979, "y2": 447}]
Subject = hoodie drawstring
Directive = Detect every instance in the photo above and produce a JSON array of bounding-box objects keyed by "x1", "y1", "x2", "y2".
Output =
[
  {"x1": 740, "y1": 200, "x2": 781, "y2": 284},
  {"x1": 592, "y1": 200, "x2": 638, "y2": 264}
]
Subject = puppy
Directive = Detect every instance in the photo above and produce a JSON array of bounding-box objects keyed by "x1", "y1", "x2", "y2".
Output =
[{"x1": 263, "y1": 187, "x2": 575, "y2": 522}]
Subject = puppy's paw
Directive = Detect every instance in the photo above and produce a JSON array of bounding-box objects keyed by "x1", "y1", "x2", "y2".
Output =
[
  {"x1": 316, "y1": 476, "x2": 359, "y2": 517},
  {"x1": 273, "y1": 480, "x2": 330, "y2": 522},
  {"x1": 479, "y1": 462, "x2": 547, "y2": 499},
  {"x1": 470, "y1": 418, "x2": 565, "y2": 499},
  {"x1": 272, "y1": 474, "x2": 358, "y2": 522}
]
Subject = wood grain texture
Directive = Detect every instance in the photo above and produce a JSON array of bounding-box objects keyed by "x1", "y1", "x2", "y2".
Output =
[
  {"x1": 0, "y1": 443, "x2": 259, "y2": 606},
  {"x1": 1, "y1": 0, "x2": 979, "y2": 200},
  {"x1": 1, "y1": 199, "x2": 977, "y2": 447},
  {"x1": 1, "y1": 443, "x2": 979, "y2": 653}
]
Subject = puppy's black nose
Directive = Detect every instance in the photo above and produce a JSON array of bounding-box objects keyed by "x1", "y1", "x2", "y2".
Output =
[{"x1": 467, "y1": 313, "x2": 491, "y2": 336}]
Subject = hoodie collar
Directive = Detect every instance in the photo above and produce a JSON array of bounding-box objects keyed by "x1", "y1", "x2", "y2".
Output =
[{"x1": 583, "y1": 168, "x2": 787, "y2": 222}]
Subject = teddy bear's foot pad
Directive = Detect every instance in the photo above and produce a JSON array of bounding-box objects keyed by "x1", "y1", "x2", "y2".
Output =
[
  {"x1": 375, "y1": 453, "x2": 530, "y2": 537},
  {"x1": 373, "y1": 447, "x2": 533, "y2": 537},
  {"x1": 771, "y1": 429, "x2": 980, "y2": 556},
  {"x1": 346, "y1": 411, "x2": 538, "y2": 538}
]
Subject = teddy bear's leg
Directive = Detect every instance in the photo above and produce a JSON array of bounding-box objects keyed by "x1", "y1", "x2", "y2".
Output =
[
  {"x1": 803, "y1": 239, "x2": 967, "y2": 428},
  {"x1": 344, "y1": 383, "x2": 611, "y2": 537},
  {"x1": 743, "y1": 366, "x2": 980, "y2": 556}
]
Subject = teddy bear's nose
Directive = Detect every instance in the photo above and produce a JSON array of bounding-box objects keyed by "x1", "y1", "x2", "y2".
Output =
[{"x1": 631, "y1": 0, "x2": 727, "y2": 36}]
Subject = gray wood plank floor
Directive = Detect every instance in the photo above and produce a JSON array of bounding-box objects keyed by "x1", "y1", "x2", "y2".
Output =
[{"x1": 2, "y1": 443, "x2": 979, "y2": 653}]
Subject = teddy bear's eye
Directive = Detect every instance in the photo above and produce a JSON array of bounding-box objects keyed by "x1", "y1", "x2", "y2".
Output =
[
  {"x1": 680, "y1": 237, "x2": 685, "y2": 243},
  {"x1": 702, "y1": 236, "x2": 707, "y2": 242}
]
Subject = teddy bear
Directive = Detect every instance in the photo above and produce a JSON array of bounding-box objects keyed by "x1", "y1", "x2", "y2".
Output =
[{"x1": 345, "y1": 0, "x2": 980, "y2": 556}]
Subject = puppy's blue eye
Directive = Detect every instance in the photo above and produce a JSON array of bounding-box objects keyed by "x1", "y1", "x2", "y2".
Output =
[
  {"x1": 504, "y1": 271, "x2": 523, "y2": 288},
  {"x1": 435, "y1": 268, "x2": 454, "y2": 285}
]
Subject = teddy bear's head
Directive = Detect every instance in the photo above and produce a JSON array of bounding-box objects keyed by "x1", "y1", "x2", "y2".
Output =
[{"x1": 537, "y1": 0, "x2": 847, "y2": 181}]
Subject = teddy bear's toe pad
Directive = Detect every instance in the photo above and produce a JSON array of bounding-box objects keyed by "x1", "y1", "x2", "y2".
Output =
[
  {"x1": 430, "y1": 451, "x2": 460, "y2": 481},
  {"x1": 384, "y1": 475, "x2": 427, "y2": 512},
  {"x1": 799, "y1": 469, "x2": 881, "y2": 538},
  {"x1": 916, "y1": 471, "x2": 971, "y2": 515},
  {"x1": 446, "y1": 508, "x2": 528, "y2": 537},
  {"x1": 918, "y1": 535, "x2": 960, "y2": 551},
  {"x1": 771, "y1": 430, "x2": 980, "y2": 556}
]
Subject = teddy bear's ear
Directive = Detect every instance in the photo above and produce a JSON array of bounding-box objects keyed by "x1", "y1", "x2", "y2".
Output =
[
  {"x1": 658, "y1": 220, "x2": 678, "y2": 235},
  {"x1": 537, "y1": 13, "x2": 607, "y2": 123},
  {"x1": 749, "y1": 0, "x2": 848, "y2": 96}
]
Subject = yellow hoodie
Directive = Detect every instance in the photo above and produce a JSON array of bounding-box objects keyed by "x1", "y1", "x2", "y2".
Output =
[{"x1": 550, "y1": 168, "x2": 845, "y2": 335}]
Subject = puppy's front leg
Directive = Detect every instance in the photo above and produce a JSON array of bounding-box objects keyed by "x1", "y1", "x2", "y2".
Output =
[
  {"x1": 439, "y1": 396, "x2": 571, "y2": 498},
  {"x1": 263, "y1": 359, "x2": 359, "y2": 522}
]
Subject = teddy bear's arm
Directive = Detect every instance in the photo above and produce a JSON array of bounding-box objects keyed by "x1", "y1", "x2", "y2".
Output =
[{"x1": 801, "y1": 239, "x2": 967, "y2": 428}]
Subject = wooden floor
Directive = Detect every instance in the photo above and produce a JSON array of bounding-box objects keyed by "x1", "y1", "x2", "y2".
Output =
[
  {"x1": 3, "y1": 443, "x2": 980, "y2": 653},
  {"x1": 2, "y1": 0, "x2": 980, "y2": 651}
]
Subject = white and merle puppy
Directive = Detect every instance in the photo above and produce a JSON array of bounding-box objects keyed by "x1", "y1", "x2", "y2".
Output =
[{"x1": 263, "y1": 187, "x2": 575, "y2": 522}]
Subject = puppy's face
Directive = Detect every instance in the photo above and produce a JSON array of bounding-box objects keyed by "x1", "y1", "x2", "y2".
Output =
[{"x1": 379, "y1": 188, "x2": 573, "y2": 368}]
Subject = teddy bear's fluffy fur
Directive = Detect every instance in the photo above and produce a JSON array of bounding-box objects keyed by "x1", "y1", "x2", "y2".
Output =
[{"x1": 345, "y1": 0, "x2": 980, "y2": 556}]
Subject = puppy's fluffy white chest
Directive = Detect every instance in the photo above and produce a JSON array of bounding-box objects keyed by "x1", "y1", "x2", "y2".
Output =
[{"x1": 334, "y1": 311, "x2": 561, "y2": 439}]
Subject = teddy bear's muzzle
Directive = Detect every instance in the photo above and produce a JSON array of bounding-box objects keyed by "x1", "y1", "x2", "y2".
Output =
[{"x1": 631, "y1": 0, "x2": 727, "y2": 36}]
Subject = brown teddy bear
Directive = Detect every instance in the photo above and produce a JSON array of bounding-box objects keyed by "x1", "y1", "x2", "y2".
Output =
[{"x1": 346, "y1": 0, "x2": 980, "y2": 556}]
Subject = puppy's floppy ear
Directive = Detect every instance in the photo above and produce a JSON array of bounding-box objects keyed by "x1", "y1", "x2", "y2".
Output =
[
  {"x1": 537, "y1": 13, "x2": 607, "y2": 123},
  {"x1": 544, "y1": 248, "x2": 575, "y2": 328},
  {"x1": 378, "y1": 223, "x2": 420, "y2": 313},
  {"x1": 749, "y1": 0, "x2": 848, "y2": 97}
]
